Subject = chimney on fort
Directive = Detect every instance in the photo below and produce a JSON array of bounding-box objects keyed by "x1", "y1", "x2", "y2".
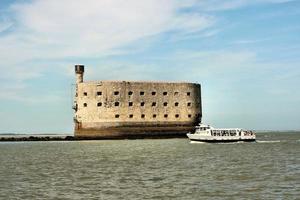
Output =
[{"x1": 75, "y1": 65, "x2": 84, "y2": 84}]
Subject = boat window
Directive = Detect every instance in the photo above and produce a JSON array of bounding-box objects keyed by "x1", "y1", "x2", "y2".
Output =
[
  {"x1": 152, "y1": 92, "x2": 156, "y2": 95},
  {"x1": 175, "y1": 102, "x2": 179, "y2": 106},
  {"x1": 114, "y1": 91, "x2": 119, "y2": 95},
  {"x1": 83, "y1": 103, "x2": 87, "y2": 107},
  {"x1": 164, "y1": 102, "x2": 168, "y2": 106},
  {"x1": 153, "y1": 114, "x2": 157, "y2": 118},
  {"x1": 152, "y1": 102, "x2": 156, "y2": 107},
  {"x1": 140, "y1": 91, "x2": 145, "y2": 95},
  {"x1": 129, "y1": 102, "x2": 133, "y2": 106},
  {"x1": 128, "y1": 91, "x2": 133, "y2": 95},
  {"x1": 115, "y1": 114, "x2": 120, "y2": 118},
  {"x1": 175, "y1": 114, "x2": 179, "y2": 118},
  {"x1": 141, "y1": 102, "x2": 145, "y2": 106},
  {"x1": 97, "y1": 102, "x2": 102, "y2": 107},
  {"x1": 141, "y1": 114, "x2": 145, "y2": 118},
  {"x1": 188, "y1": 114, "x2": 192, "y2": 118},
  {"x1": 163, "y1": 92, "x2": 168, "y2": 96},
  {"x1": 115, "y1": 102, "x2": 119, "y2": 106},
  {"x1": 187, "y1": 102, "x2": 191, "y2": 106},
  {"x1": 129, "y1": 114, "x2": 133, "y2": 118},
  {"x1": 97, "y1": 91, "x2": 102, "y2": 96},
  {"x1": 164, "y1": 114, "x2": 168, "y2": 118},
  {"x1": 83, "y1": 92, "x2": 87, "y2": 96},
  {"x1": 230, "y1": 130, "x2": 236, "y2": 136}
]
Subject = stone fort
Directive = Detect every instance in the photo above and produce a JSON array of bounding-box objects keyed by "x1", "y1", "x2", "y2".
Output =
[{"x1": 73, "y1": 65, "x2": 202, "y2": 138}]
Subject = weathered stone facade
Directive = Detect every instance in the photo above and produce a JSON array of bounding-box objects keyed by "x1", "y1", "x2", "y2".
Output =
[{"x1": 73, "y1": 65, "x2": 202, "y2": 138}]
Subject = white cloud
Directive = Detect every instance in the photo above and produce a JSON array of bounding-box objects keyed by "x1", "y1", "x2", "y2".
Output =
[
  {"x1": 3, "y1": 0, "x2": 213, "y2": 60},
  {"x1": 0, "y1": 21, "x2": 12, "y2": 33},
  {"x1": 1, "y1": 0, "x2": 291, "y2": 82},
  {"x1": 0, "y1": 0, "x2": 218, "y2": 103},
  {"x1": 0, "y1": 0, "x2": 215, "y2": 83},
  {"x1": 0, "y1": 0, "x2": 297, "y2": 103}
]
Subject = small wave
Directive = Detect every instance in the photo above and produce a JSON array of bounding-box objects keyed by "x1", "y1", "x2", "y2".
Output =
[{"x1": 257, "y1": 140, "x2": 281, "y2": 143}]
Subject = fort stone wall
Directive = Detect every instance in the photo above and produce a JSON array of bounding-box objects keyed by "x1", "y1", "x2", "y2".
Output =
[{"x1": 73, "y1": 66, "x2": 202, "y2": 138}]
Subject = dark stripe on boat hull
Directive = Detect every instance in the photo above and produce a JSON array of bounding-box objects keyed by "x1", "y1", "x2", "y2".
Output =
[{"x1": 190, "y1": 139, "x2": 256, "y2": 143}]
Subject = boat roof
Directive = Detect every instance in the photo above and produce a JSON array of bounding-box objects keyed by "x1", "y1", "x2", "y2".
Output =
[{"x1": 197, "y1": 123, "x2": 242, "y2": 130}]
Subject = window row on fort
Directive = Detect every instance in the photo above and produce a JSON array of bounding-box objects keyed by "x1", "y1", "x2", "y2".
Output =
[
  {"x1": 82, "y1": 91, "x2": 193, "y2": 97},
  {"x1": 114, "y1": 114, "x2": 198, "y2": 119},
  {"x1": 82, "y1": 101, "x2": 199, "y2": 107}
]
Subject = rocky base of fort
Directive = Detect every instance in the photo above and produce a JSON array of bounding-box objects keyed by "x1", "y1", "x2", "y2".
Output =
[
  {"x1": 0, "y1": 135, "x2": 75, "y2": 142},
  {"x1": 0, "y1": 134, "x2": 188, "y2": 141}
]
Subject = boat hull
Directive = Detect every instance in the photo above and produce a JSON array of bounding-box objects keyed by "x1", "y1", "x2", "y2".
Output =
[
  {"x1": 187, "y1": 133, "x2": 256, "y2": 143},
  {"x1": 189, "y1": 138, "x2": 256, "y2": 143}
]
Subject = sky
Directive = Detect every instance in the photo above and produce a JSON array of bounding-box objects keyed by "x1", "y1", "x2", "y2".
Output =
[{"x1": 0, "y1": 0, "x2": 299, "y2": 133}]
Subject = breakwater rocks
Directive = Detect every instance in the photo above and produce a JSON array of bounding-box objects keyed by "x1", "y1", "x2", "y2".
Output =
[
  {"x1": 0, "y1": 133, "x2": 188, "y2": 141},
  {"x1": 0, "y1": 135, "x2": 75, "y2": 142}
]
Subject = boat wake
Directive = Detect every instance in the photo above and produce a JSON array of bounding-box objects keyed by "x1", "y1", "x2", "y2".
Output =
[
  {"x1": 190, "y1": 141, "x2": 206, "y2": 144},
  {"x1": 257, "y1": 140, "x2": 281, "y2": 143}
]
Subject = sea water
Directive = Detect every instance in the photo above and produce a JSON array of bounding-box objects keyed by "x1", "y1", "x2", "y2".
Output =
[{"x1": 0, "y1": 132, "x2": 299, "y2": 199}]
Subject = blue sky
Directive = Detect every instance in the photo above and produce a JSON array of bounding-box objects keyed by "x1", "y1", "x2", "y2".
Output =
[{"x1": 0, "y1": 0, "x2": 299, "y2": 133}]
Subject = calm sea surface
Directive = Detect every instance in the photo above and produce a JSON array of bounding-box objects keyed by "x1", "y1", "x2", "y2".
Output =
[{"x1": 0, "y1": 132, "x2": 299, "y2": 200}]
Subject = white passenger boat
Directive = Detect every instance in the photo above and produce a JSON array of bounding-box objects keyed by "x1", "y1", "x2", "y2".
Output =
[{"x1": 187, "y1": 124, "x2": 256, "y2": 143}]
